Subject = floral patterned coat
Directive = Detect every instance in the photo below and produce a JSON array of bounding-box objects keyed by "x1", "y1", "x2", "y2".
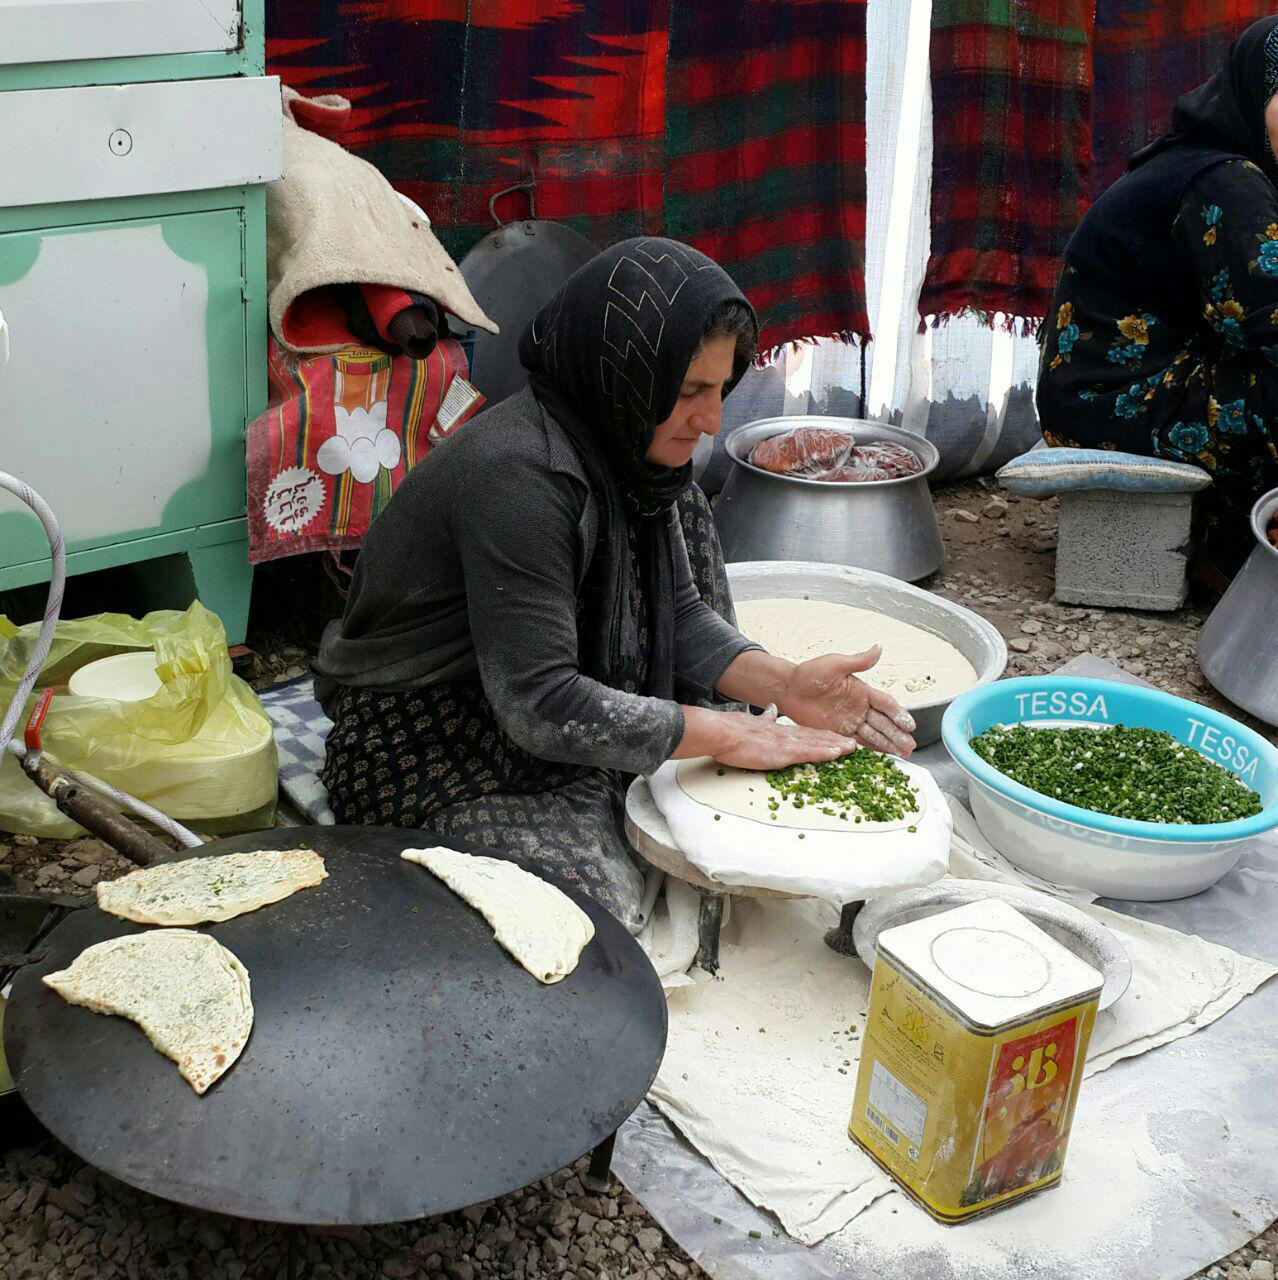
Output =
[{"x1": 1038, "y1": 158, "x2": 1278, "y2": 573}]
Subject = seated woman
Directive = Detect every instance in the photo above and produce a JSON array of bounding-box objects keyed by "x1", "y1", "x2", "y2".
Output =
[
  {"x1": 1038, "y1": 16, "x2": 1278, "y2": 581},
  {"x1": 314, "y1": 237, "x2": 915, "y2": 931}
]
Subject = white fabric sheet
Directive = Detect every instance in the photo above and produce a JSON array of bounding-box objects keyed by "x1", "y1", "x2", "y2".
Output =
[
  {"x1": 647, "y1": 814, "x2": 1277, "y2": 1245},
  {"x1": 646, "y1": 756, "x2": 950, "y2": 905}
]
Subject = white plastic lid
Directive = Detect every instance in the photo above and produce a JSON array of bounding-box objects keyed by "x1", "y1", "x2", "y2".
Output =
[
  {"x1": 67, "y1": 651, "x2": 162, "y2": 702},
  {"x1": 878, "y1": 898, "x2": 1102, "y2": 1029}
]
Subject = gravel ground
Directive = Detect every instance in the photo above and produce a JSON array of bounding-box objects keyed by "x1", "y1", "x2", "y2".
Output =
[{"x1": 2, "y1": 478, "x2": 1275, "y2": 1279}]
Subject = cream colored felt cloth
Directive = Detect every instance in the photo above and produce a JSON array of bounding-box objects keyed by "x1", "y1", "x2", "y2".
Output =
[
  {"x1": 268, "y1": 87, "x2": 496, "y2": 354},
  {"x1": 647, "y1": 827, "x2": 1276, "y2": 1244}
]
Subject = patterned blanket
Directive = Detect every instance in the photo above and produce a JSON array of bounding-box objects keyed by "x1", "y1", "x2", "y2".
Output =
[
  {"x1": 265, "y1": 1, "x2": 870, "y2": 356},
  {"x1": 247, "y1": 338, "x2": 482, "y2": 564},
  {"x1": 921, "y1": 0, "x2": 1095, "y2": 327},
  {"x1": 665, "y1": 1, "x2": 870, "y2": 350},
  {"x1": 1092, "y1": 0, "x2": 1271, "y2": 198}
]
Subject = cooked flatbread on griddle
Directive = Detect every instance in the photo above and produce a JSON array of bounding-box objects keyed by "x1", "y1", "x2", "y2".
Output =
[
  {"x1": 96, "y1": 849, "x2": 326, "y2": 926},
  {"x1": 401, "y1": 847, "x2": 594, "y2": 984},
  {"x1": 43, "y1": 929, "x2": 252, "y2": 1095}
]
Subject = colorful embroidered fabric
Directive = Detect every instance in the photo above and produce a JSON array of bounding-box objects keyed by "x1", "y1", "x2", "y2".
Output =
[
  {"x1": 264, "y1": 1, "x2": 870, "y2": 355},
  {"x1": 247, "y1": 338, "x2": 483, "y2": 564}
]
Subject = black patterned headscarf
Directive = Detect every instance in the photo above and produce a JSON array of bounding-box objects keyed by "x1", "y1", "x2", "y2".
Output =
[
  {"x1": 520, "y1": 238, "x2": 756, "y2": 519},
  {"x1": 518, "y1": 238, "x2": 757, "y2": 700}
]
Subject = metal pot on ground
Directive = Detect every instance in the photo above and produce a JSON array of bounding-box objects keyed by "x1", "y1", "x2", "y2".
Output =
[
  {"x1": 713, "y1": 418, "x2": 945, "y2": 582},
  {"x1": 1197, "y1": 486, "x2": 1278, "y2": 728}
]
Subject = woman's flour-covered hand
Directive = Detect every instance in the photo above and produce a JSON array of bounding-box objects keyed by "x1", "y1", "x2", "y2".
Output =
[{"x1": 776, "y1": 648, "x2": 917, "y2": 757}]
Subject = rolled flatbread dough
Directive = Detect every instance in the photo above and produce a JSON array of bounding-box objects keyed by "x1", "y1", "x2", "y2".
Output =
[
  {"x1": 734, "y1": 598, "x2": 978, "y2": 707},
  {"x1": 96, "y1": 849, "x2": 327, "y2": 926},
  {"x1": 401, "y1": 847, "x2": 594, "y2": 984},
  {"x1": 676, "y1": 758, "x2": 924, "y2": 834},
  {"x1": 43, "y1": 929, "x2": 252, "y2": 1095}
]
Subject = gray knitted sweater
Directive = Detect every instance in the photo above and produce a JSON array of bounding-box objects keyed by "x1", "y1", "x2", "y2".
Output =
[{"x1": 314, "y1": 387, "x2": 757, "y2": 776}]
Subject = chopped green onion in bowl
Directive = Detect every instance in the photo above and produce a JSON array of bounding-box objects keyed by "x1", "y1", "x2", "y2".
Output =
[{"x1": 968, "y1": 723, "x2": 1262, "y2": 825}]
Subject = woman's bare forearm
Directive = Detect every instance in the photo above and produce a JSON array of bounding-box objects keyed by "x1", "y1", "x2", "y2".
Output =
[
  {"x1": 712, "y1": 648, "x2": 796, "y2": 709},
  {"x1": 670, "y1": 706, "x2": 746, "y2": 759}
]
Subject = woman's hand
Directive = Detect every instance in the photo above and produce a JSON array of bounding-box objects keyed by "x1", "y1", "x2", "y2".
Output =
[
  {"x1": 775, "y1": 647, "x2": 916, "y2": 756},
  {"x1": 710, "y1": 712, "x2": 860, "y2": 772},
  {"x1": 673, "y1": 705, "x2": 858, "y2": 771}
]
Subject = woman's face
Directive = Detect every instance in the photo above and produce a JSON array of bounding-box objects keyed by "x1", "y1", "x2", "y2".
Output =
[
  {"x1": 644, "y1": 334, "x2": 737, "y2": 468},
  {"x1": 1267, "y1": 91, "x2": 1278, "y2": 164}
]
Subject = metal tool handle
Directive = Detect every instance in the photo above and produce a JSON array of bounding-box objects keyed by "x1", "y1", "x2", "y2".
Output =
[
  {"x1": 488, "y1": 176, "x2": 537, "y2": 226},
  {"x1": 21, "y1": 754, "x2": 171, "y2": 866}
]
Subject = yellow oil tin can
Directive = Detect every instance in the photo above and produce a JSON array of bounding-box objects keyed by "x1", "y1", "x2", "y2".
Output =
[{"x1": 849, "y1": 898, "x2": 1102, "y2": 1224}]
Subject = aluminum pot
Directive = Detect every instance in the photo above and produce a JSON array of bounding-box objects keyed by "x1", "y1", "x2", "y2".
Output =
[
  {"x1": 1197, "y1": 486, "x2": 1278, "y2": 727},
  {"x1": 713, "y1": 418, "x2": 944, "y2": 582}
]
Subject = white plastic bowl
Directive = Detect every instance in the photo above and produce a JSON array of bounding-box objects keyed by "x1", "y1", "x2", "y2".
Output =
[{"x1": 942, "y1": 677, "x2": 1278, "y2": 901}]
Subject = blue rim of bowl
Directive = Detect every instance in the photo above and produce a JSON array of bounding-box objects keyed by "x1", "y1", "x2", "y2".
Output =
[{"x1": 941, "y1": 676, "x2": 1278, "y2": 845}]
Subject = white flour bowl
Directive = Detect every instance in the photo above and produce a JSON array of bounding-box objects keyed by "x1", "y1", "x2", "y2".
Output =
[{"x1": 67, "y1": 651, "x2": 162, "y2": 701}]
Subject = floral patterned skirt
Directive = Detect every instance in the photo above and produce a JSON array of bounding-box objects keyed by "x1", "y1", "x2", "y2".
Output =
[
  {"x1": 1041, "y1": 331, "x2": 1277, "y2": 575},
  {"x1": 321, "y1": 484, "x2": 735, "y2": 933}
]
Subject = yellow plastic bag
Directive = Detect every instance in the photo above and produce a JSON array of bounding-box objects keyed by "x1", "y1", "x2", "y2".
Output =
[{"x1": 0, "y1": 602, "x2": 278, "y2": 838}]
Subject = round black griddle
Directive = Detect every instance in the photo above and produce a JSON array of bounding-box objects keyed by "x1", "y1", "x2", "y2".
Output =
[{"x1": 4, "y1": 826, "x2": 667, "y2": 1225}]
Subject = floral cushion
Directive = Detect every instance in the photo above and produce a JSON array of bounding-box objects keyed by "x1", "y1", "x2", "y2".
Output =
[{"x1": 997, "y1": 447, "x2": 1212, "y2": 496}]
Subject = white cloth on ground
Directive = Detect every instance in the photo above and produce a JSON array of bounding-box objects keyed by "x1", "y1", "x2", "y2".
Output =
[
  {"x1": 647, "y1": 816, "x2": 1277, "y2": 1244},
  {"x1": 636, "y1": 874, "x2": 704, "y2": 992}
]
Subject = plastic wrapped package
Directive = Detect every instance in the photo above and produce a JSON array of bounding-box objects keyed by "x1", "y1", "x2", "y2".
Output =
[
  {"x1": 0, "y1": 602, "x2": 277, "y2": 838},
  {"x1": 749, "y1": 426, "x2": 923, "y2": 482}
]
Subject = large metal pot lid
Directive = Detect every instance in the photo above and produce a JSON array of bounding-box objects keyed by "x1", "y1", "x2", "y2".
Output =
[
  {"x1": 457, "y1": 188, "x2": 599, "y2": 408},
  {"x1": 725, "y1": 416, "x2": 940, "y2": 487}
]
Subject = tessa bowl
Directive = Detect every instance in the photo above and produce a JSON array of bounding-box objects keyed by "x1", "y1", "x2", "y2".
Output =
[{"x1": 941, "y1": 676, "x2": 1278, "y2": 900}]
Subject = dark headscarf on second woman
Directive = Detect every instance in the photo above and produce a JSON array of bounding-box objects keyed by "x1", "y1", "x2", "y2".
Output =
[
  {"x1": 1065, "y1": 16, "x2": 1278, "y2": 322},
  {"x1": 518, "y1": 237, "x2": 757, "y2": 702}
]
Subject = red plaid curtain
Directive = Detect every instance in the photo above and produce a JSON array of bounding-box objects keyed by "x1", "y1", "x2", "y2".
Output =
[
  {"x1": 1092, "y1": 0, "x2": 1273, "y2": 198},
  {"x1": 921, "y1": 0, "x2": 1095, "y2": 327}
]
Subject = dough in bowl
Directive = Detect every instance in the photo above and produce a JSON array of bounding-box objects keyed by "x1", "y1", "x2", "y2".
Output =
[
  {"x1": 734, "y1": 598, "x2": 978, "y2": 708},
  {"x1": 43, "y1": 929, "x2": 253, "y2": 1095}
]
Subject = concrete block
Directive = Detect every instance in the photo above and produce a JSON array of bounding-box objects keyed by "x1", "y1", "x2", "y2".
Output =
[{"x1": 1054, "y1": 489, "x2": 1194, "y2": 611}]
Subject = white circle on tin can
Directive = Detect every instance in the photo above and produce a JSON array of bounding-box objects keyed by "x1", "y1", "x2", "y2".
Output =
[{"x1": 929, "y1": 927, "x2": 1051, "y2": 998}]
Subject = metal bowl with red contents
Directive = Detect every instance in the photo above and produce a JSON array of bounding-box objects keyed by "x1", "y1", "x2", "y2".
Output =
[{"x1": 713, "y1": 418, "x2": 945, "y2": 582}]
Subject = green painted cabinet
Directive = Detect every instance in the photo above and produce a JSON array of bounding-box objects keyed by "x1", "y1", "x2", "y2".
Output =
[{"x1": 0, "y1": 0, "x2": 280, "y2": 643}]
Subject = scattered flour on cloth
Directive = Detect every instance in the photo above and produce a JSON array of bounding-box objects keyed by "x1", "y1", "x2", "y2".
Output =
[
  {"x1": 825, "y1": 1100, "x2": 1186, "y2": 1277},
  {"x1": 648, "y1": 877, "x2": 1276, "y2": 1245}
]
